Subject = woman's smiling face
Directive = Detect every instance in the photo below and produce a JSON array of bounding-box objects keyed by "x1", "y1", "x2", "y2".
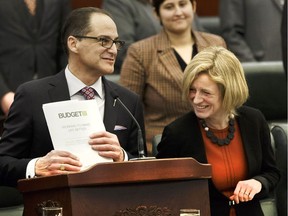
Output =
[
  {"x1": 189, "y1": 73, "x2": 225, "y2": 121},
  {"x1": 158, "y1": 0, "x2": 195, "y2": 34}
]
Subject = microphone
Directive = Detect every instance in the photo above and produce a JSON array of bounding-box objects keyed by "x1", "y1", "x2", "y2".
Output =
[{"x1": 110, "y1": 91, "x2": 154, "y2": 160}]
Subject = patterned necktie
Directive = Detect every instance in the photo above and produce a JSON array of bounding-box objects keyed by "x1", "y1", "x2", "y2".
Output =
[
  {"x1": 80, "y1": 86, "x2": 97, "y2": 100},
  {"x1": 24, "y1": 0, "x2": 36, "y2": 15}
]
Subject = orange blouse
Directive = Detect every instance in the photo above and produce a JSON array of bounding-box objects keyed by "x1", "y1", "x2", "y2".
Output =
[{"x1": 200, "y1": 119, "x2": 248, "y2": 216}]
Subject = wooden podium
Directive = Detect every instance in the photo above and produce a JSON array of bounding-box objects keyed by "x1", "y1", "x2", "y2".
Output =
[{"x1": 18, "y1": 158, "x2": 211, "y2": 216}]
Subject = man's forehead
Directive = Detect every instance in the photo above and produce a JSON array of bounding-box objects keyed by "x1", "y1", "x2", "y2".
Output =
[
  {"x1": 90, "y1": 13, "x2": 115, "y2": 25},
  {"x1": 89, "y1": 13, "x2": 118, "y2": 35}
]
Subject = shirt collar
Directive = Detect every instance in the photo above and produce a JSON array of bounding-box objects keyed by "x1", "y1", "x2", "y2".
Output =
[{"x1": 65, "y1": 66, "x2": 104, "y2": 99}]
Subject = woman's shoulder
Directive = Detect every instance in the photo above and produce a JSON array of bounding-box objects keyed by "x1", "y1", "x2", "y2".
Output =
[
  {"x1": 129, "y1": 33, "x2": 161, "y2": 47},
  {"x1": 238, "y1": 105, "x2": 262, "y2": 115},
  {"x1": 128, "y1": 31, "x2": 169, "y2": 51},
  {"x1": 193, "y1": 31, "x2": 226, "y2": 47},
  {"x1": 194, "y1": 31, "x2": 222, "y2": 40},
  {"x1": 237, "y1": 106, "x2": 267, "y2": 122},
  {"x1": 167, "y1": 111, "x2": 197, "y2": 128}
]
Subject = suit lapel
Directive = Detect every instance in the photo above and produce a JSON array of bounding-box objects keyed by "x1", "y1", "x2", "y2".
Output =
[
  {"x1": 35, "y1": 0, "x2": 44, "y2": 30},
  {"x1": 157, "y1": 31, "x2": 184, "y2": 90},
  {"x1": 46, "y1": 74, "x2": 118, "y2": 132},
  {"x1": 17, "y1": 0, "x2": 32, "y2": 33},
  {"x1": 47, "y1": 70, "x2": 70, "y2": 102},
  {"x1": 17, "y1": 0, "x2": 44, "y2": 38},
  {"x1": 237, "y1": 110, "x2": 257, "y2": 177},
  {"x1": 38, "y1": 0, "x2": 50, "y2": 32},
  {"x1": 189, "y1": 113, "x2": 209, "y2": 163},
  {"x1": 102, "y1": 78, "x2": 117, "y2": 133},
  {"x1": 193, "y1": 31, "x2": 214, "y2": 52}
]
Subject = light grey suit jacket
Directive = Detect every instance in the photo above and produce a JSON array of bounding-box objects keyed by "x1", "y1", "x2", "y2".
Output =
[{"x1": 220, "y1": 0, "x2": 283, "y2": 62}]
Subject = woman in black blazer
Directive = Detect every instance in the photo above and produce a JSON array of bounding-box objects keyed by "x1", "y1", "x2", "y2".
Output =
[{"x1": 156, "y1": 46, "x2": 280, "y2": 216}]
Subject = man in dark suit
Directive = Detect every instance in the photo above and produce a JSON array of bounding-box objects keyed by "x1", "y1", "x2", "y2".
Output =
[
  {"x1": 0, "y1": 0, "x2": 71, "y2": 116},
  {"x1": 0, "y1": 7, "x2": 146, "y2": 187}
]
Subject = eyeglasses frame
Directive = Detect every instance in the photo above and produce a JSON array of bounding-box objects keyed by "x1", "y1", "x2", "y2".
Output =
[{"x1": 73, "y1": 35, "x2": 125, "y2": 50}]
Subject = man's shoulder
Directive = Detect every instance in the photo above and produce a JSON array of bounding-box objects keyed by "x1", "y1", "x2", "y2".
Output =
[
  {"x1": 17, "y1": 71, "x2": 64, "y2": 92},
  {"x1": 104, "y1": 78, "x2": 139, "y2": 99}
]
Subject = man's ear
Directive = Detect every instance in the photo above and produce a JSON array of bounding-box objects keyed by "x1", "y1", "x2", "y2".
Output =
[{"x1": 67, "y1": 36, "x2": 78, "y2": 54}]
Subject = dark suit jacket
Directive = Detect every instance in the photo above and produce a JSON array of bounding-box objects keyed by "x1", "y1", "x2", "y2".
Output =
[
  {"x1": 0, "y1": 70, "x2": 146, "y2": 186},
  {"x1": 156, "y1": 106, "x2": 280, "y2": 216},
  {"x1": 0, "y1": 0, "x2": 71, "y2": 100}
]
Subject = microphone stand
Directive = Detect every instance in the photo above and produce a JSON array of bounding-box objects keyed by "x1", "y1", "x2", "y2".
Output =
[{"x1": 110, "y1": 92, "x2": 155, "y2": 160}]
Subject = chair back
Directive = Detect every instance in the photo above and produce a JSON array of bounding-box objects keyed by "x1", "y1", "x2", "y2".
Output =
[
  {"x1": 198, "y1": 16, "x2": 221, "y2": 35},
  {"x1": 270, "y1": 124, "x2": 287, "y2": 216},
  {"x1": 243, "y1": 61, "x2": 287, "y2": 122}
]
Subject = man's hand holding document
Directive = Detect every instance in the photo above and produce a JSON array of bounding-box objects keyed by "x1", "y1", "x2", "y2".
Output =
[{"x1": 43, "y1": 100, "x2": 113, "y2": 171}]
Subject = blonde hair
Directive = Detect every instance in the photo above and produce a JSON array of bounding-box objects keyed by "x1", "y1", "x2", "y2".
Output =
[{"x1": 182, "y1": 46, "x2": 249, "y2": 115}]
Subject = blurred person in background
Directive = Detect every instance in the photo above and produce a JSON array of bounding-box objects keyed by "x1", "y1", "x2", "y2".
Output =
[
  {"x1": 0, "y1": 0, "x2": 71, "y2": 117},
  {"x1": 102, "y1": 0, "x2": 203, "y2": 74},
  {"x1": 102, "y1": 0, "x2": 161, "y2": 74},
  {"x1": 120, "y1": 0, "x2": 226, "y2": 155},
  {"x1": 220, "y1": 0, "x2": 283, "y2": 62}
]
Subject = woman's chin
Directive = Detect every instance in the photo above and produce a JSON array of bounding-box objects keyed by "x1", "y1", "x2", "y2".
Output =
[{"x1": 194, "y1": 111, "x2": 209, "y2": 119}]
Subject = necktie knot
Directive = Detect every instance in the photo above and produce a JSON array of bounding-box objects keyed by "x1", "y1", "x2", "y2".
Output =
[{"x1": 80, "y1": 86, "x2": 96, "y2": 100}]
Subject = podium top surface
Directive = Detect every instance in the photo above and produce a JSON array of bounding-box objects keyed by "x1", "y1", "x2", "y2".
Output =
[{"x1": 18, "y1": 158, "x2": 211, "y2": 192}]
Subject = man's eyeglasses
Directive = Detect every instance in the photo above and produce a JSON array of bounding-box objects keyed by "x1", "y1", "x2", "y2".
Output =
[{"x1": 73, "y1": 35, "x2": 125, "y2": 50}]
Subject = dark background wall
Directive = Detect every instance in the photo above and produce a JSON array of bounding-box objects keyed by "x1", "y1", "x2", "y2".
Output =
[
  {"x1": 197, "y1": 0, "x2": 219, "y2": 16},
  {"x1": 71, "y1": 0, "x2": 219, "y2": 16}
]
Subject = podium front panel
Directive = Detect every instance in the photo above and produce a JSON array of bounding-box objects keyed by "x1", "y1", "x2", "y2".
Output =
[
  {"x1": 22, "y1": 179, "x2": 210, "y2": 216},
  {"x1": 18, "y1": 158, "x2": 212, "y2": 216}
]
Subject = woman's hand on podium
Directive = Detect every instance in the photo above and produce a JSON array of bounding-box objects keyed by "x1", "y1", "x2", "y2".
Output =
[{"x1": 35, "y1": 150, "x2": 82, "y2": 176}]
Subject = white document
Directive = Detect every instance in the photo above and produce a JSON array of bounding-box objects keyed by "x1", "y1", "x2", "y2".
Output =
[{"x1": 43, "y1": 100, "x2": 113, "y2": 171}]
